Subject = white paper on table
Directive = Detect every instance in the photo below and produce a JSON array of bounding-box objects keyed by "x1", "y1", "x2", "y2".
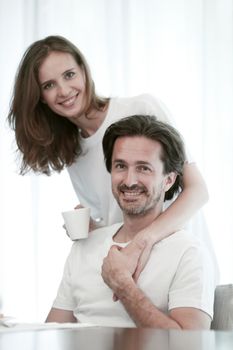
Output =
[{"x1": 0, "y1": 317, "x2": 96, "y2": 333}]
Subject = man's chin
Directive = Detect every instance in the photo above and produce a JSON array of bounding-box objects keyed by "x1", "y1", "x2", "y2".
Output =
[
  {"x1": 120, "y1": 204, "x2": 145, "y2": 216},
  {"x1": 116, "y1": 196, "x2": 148, "y2": 215}
]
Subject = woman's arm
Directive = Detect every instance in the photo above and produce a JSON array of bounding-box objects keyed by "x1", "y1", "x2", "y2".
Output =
[
  {"x1": 121, "y1": 162, "x2": 209, "y2": 280},
  {"x1": 145, "y1": 162, "x2": 208, "y2": 241}
]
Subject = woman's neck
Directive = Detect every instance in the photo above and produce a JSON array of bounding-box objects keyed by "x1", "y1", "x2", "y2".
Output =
[
  {"x1": 81, "y1": 108, "x2": 108, "y2": 137},
  {"x1": 69, "y1": 102, "x2": 109, "y2": 138}
]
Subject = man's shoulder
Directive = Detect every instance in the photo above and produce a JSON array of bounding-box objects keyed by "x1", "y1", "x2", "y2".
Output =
[
  {"x1": 75, "y1": 222, "x2": 122, "y2": 247},
  {"x1": 153, "y1": 230, "x2": 214, "y2": 280},
  {"x1": 160, "y1": 229, "x2": 204, "y2": 251}
]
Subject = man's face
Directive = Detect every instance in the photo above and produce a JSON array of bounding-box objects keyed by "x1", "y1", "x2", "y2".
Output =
[{"x1": 111, "y1": 136, "x2": 175, "y2": 216}]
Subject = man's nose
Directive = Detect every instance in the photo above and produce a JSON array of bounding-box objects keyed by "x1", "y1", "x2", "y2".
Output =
[{"x1": 123, "y1": 169, "x2": 138, "y2": 187}]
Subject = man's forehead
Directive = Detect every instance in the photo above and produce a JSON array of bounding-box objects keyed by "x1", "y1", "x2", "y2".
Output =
[
  {"x1": 112, "y1": 136, "x2": 162, "y2": 160},
  {"x1": 113, "y1": 135, "x2": 161, "y2": 150}
]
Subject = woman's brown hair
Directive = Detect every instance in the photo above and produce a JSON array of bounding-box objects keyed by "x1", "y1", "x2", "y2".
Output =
[{"x1": 8, "y1": 35, "x2": 109, "y2": 175}]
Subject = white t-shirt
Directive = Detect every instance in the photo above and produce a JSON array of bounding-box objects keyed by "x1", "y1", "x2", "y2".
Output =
[{"x1": 52, "y1": 223, "x2": 216, "y2": 327}]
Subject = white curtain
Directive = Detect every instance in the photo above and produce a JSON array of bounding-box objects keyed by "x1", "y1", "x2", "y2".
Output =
[{"x1": 0, "y1": 0, "x2": 232, "y2": 321}]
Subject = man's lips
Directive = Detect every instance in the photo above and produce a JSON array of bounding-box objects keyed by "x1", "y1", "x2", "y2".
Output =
[
  {"x1": 121, "y1": 193, "x2": 142, "y2": 203},
  {"x1": 121, "y1": 190, "x2": 144, "y2": 197},
  {"x1": 119, "y1": 184, "x2": 146, "y2": 194},
  {"x1": 118, "y1": 185, "x2": 146, "y2": 201}
]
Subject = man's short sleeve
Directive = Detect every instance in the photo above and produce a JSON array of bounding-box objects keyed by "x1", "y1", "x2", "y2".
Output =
[
  {"x1": 168, "y1": 244, "x2": 216, "y2": 318},
  {"x1": 52, "y1": 245, "x2": 76, "y2": 311}
]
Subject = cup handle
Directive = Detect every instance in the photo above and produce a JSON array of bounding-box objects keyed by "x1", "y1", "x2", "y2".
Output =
[{"x1": 62, "y1": 223, "x2": 71, "y2": 238}]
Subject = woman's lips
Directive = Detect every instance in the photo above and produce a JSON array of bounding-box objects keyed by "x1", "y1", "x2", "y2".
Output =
[{"x1": 59, "y1": 93, "x2": 78, "y2": 107}]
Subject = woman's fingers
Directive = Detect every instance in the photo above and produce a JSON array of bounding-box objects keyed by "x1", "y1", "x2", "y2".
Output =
[
  {"x1": 74, "y1": 204, "x2": 84, "y2": 209},
  {"x1": 133, "y1": 244, "x2": 152, "y2": 282}
]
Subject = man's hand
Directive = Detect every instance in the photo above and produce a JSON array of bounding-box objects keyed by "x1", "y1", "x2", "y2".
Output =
[
  {"x1": 101, "y1": 245, "x2": 134, "y2": 294},
  {"x1": 109, "y1": 235, "x2": 153, "y2": 301}
]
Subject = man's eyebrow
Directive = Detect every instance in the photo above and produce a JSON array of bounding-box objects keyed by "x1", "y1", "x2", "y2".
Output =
[
  {"x1": 112, "y1": 159, "x2": 152, "y2": 166},
  {"x1": 112, "y1": 159, "x2": 126, "y2": 163},
  {"x1": 135, "y1": 161, "x2": 151, "y2": 165}
]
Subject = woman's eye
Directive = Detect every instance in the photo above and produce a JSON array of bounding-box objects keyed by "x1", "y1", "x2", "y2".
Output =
[
  {"x1": 65, "y1": 71, "x2": 75, "y2": 79},
  {"x1": 43, "y1": 82, "x2": 54, "y2": 90}
]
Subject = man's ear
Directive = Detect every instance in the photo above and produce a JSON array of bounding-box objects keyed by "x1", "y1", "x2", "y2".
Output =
[{"x1": 164, "y1": 172, "x2": 177, "y2": 192}]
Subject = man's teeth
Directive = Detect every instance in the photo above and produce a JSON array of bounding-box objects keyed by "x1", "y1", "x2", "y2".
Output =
[{"x1": 123, "y1": 191, "x2": 142, "y2": 196}]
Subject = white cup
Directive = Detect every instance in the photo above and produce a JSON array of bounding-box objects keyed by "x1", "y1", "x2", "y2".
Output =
[{"x1": 62, "y1": 207, "x2": 90, "y2": 240}]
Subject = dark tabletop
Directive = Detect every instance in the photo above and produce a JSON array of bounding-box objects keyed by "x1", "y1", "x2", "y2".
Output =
[{"x1": 0, "y1": 326, "x2": 233, "y2": 350}]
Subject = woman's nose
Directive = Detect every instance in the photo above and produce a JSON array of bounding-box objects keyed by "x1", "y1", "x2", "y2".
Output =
[{"x1": 57, "y1": 83, "x2": 70, "y2": 97}]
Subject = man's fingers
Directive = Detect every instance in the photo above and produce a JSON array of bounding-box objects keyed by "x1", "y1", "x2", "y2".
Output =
[{"x1": 112, "y1": 293, "x2": 118, "y2": 302}]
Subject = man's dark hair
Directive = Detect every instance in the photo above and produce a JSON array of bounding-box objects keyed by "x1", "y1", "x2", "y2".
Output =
[{"x1": 102, "y1": 115, "x2": 186, "y2": 201}]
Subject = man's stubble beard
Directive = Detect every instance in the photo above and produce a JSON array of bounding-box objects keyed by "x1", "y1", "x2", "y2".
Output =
[{"x1": 114, "y1": 184, "x2": 164, "y2": 217}]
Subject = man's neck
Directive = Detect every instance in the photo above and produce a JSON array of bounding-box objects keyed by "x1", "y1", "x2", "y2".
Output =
[{"x1": 113, "y1": 207, "x2": 162, "y2": 243}]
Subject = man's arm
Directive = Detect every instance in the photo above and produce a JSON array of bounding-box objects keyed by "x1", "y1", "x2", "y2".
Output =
[
  {"x1": 101, "y1": 245, "x2": 211, "y2": 329},
  {"x1": 111, "y1": 278, "x2": 210, "y2": 329},
  {"x1": 46, "y1": 307, "x2": 77, "y2": 323}
]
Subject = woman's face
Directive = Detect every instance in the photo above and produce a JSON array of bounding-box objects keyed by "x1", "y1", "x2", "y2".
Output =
[{"x1": 38, "y1": 51, "x2": 87, "y2": 119}]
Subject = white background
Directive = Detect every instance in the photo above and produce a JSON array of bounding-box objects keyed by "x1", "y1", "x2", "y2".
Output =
[{"x1": 0, "y1": 0, "x2": 232, "y2": 321}]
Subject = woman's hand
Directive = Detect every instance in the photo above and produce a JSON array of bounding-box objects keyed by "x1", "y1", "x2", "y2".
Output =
[
  {"x1": 121, "y1": 233, "x2": 154, "y2": 281},
  {"x1": 74, "y1": 204, "x2": 97, "y2": 232}
]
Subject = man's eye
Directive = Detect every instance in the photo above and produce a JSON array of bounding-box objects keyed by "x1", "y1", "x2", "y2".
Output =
[
  {"x1": 138, "y1": 166, "x2": 151, "y2": 172},
  {"x1": 115, "y1": 163, "x2": 125, "y2": 169}
]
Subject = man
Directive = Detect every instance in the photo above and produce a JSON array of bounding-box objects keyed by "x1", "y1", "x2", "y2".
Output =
[{"x1": 46, "y1": 115, "x2": 215, "y2": 328}]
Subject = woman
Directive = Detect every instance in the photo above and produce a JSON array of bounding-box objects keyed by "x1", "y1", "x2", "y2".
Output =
[{"x1": 8, "y1": 35, "x2": 212, "y2": 279}]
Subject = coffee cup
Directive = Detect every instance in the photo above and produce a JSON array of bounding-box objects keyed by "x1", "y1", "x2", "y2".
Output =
[{"x1": 62, "y1": 207, "x2": 90, "y2": 240}]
